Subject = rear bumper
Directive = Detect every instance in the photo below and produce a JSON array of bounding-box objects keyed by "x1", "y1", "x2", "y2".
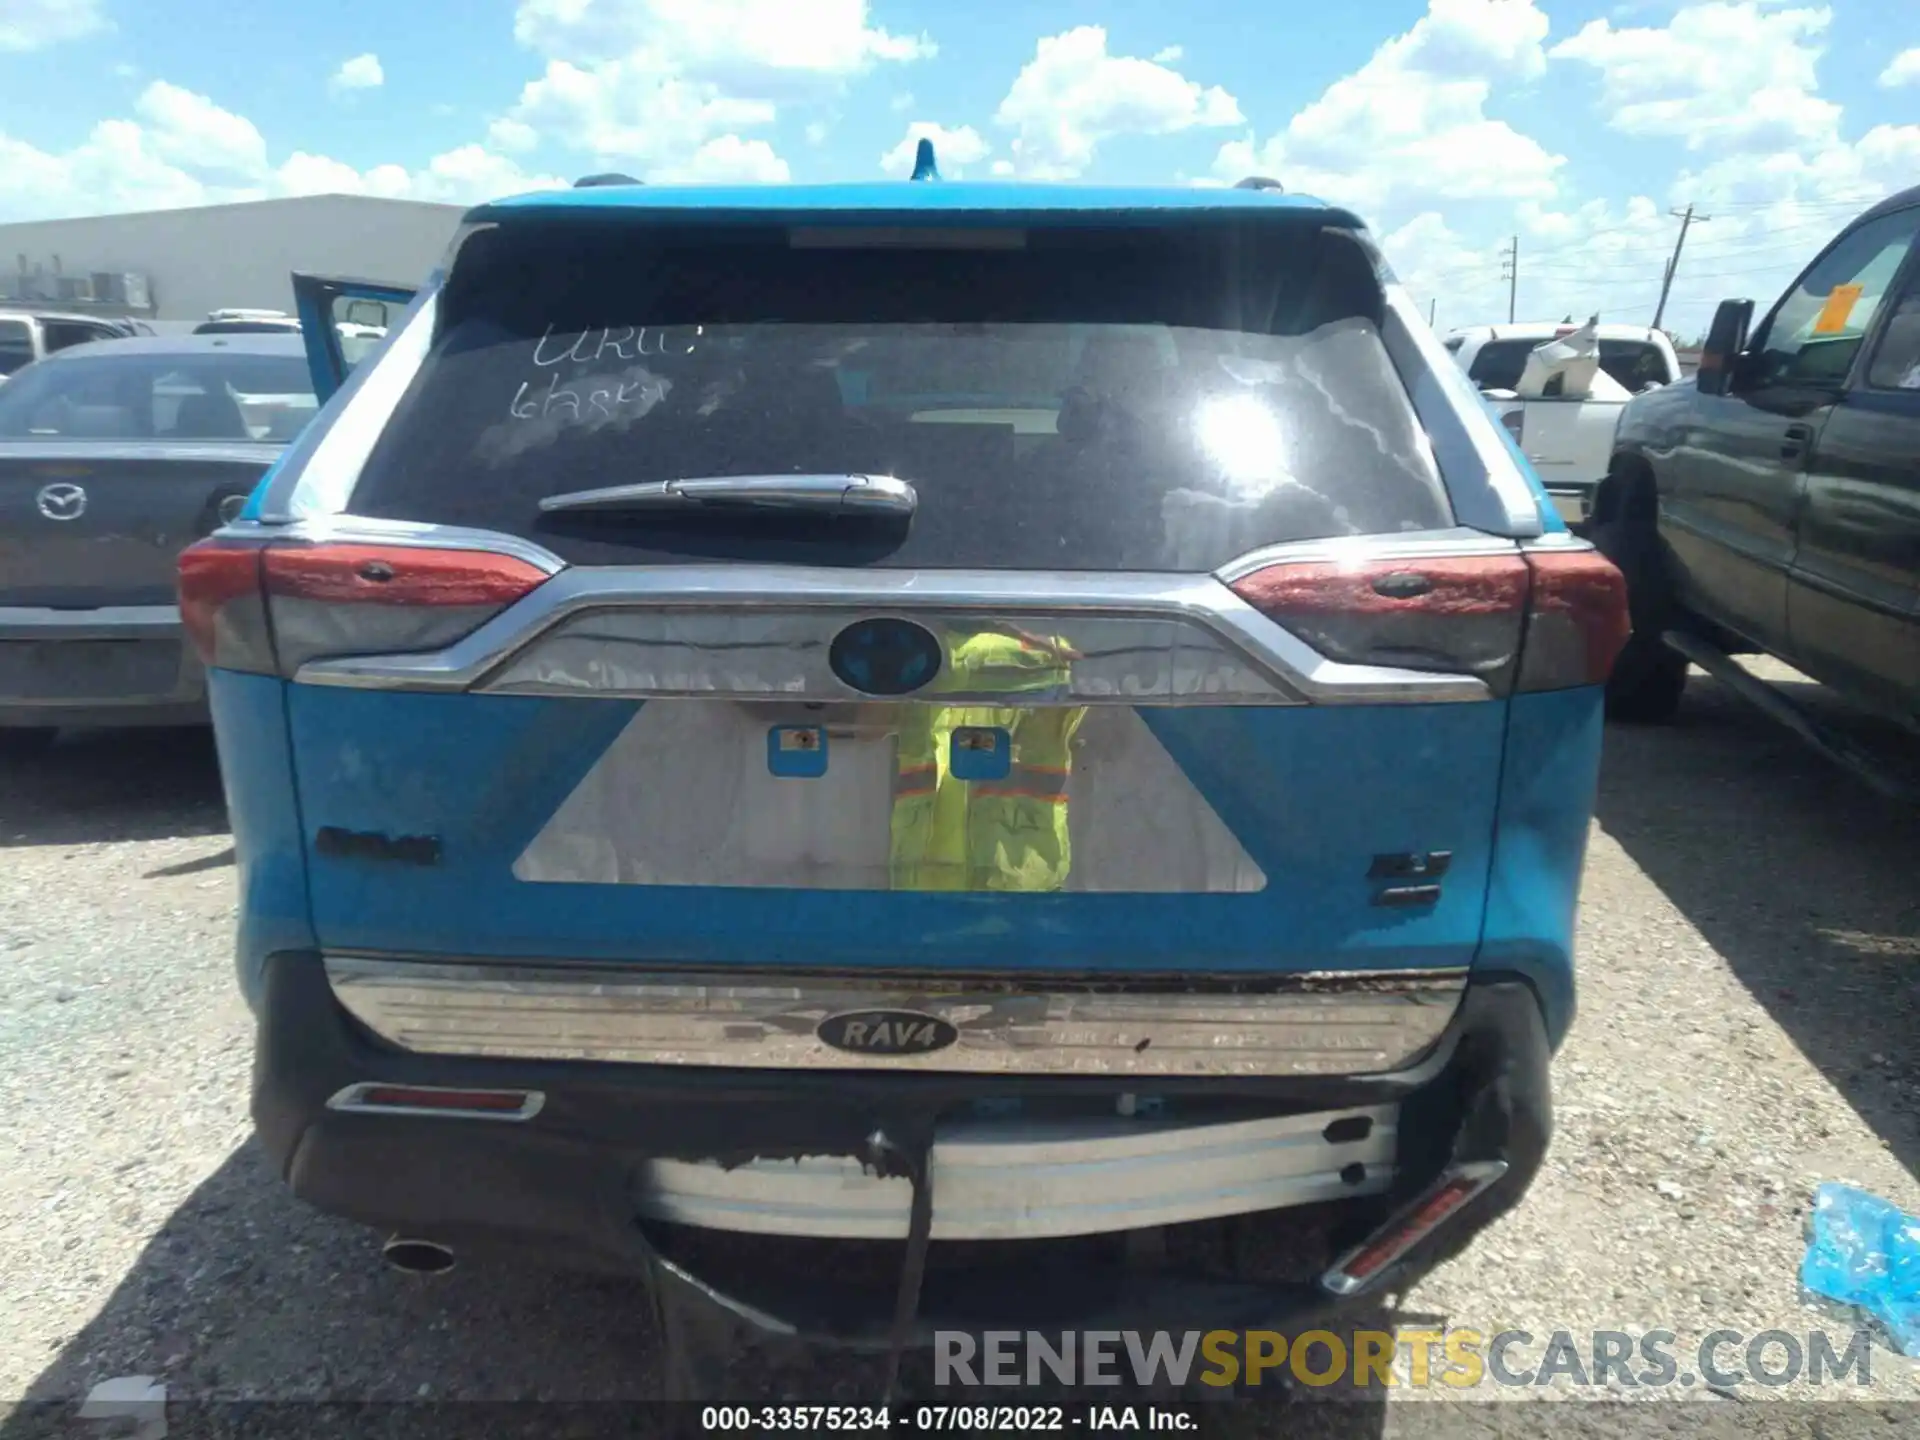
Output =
[
  {"x1": 0, "y1": 604, "x2": 206, "y2": 726},
  {"x1": 252, "y1": 951, "x2": 1553, "y2": 1337}
]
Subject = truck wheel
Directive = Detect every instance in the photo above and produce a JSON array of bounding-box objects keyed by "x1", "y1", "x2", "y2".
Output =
[{"x1": 1589, "y1": 518, "x2": 1688, "y2": 724}]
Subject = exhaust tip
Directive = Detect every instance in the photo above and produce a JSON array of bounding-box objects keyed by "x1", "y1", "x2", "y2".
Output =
[{"x1": 382, "y1": 1236, "x2": 456, "y2": 1276}]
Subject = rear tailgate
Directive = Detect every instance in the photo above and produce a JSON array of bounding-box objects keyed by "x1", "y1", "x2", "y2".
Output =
[
  {"x1": 1, "y1": 445, "x2": 276, "y2": 606},
  {"x1": 243, "y1": 213, "x2": 1608, "y2": 990}
]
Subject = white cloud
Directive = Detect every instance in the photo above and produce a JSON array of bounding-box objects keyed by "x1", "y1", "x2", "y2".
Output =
[
  {"x1": 330, "y1": 53, "x2": 385, "y2": 95},
  {"x1": 513, "y1": 0, "x2": 933, "y2": 80},
  {"x1": 880, "y1": 121, "x2": 990, "y2": 177},
  {"x1": 507, "y1": 56, "x2": 776, "y2": 176},
  {"x1": 1879, "y1": 47, "x2": 1920, "y2": 88},
  {"x1": 890, "y1": 91, "x2": 914, "y2": 113},
  {"x1": 646, "y1": 134, "x2": 790, "y2": 183},
  {"x1": 488, "y1": 116, "x2": 539, "y2": 153},
  {"x1": 0, "y1": 81, "x2": 566, "y2": 224},
  {"x1": 1550, "y1": 3, "x2": 1837, "y2": 153},
  {"x1": 500, "y1": 2, "x2": 929, "y2": 179},
  {"x1": 1213, "y1": 0, "x2": 1562, "y2": 216},
  {"x1": 805, "y1": 119, "x2": 830, "y2": 146},
  {"x1": 989, "y1": 159, "x2": 1014, "y2": 177},
  {"x1": 995, "y1": 26, "x2": 1241, "y2": 179},
  {"x1": 1152, "y1": 45, "x2": 1184, "y2": 64},
  {"x1": 0, "y1": 0, "x2": 107, "y2": 51},
  {"x1": 1548, "y1": 1, "x2": 1918, "y2": 221},
  {"x1": 134, "y1": 82, "x2": 270, "y2": 176}
]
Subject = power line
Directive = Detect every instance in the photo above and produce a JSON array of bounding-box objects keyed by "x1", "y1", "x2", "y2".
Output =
[
  {"x1": 1408, "y1": 208, "x2": 1870, "y2": 283},
  {"x1": 1412, "y1": 223, "x2": 1851, "y2": 288},
  {"x1": 1677, "y1": 193, "x2": 1887, "y2": 211}
]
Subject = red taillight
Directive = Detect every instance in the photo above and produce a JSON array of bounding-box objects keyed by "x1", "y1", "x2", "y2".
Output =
[
  {"x1": 1229, "y1": 554, "x2": 1531, "y2": 682},
  {"x1": 261, "y1": 544, "x2": 551, "y2": 608},
  {"x1": 177, "y1": 540, "x2": 553, "y2": 675},
  {"x1": 1517, "y1": 549, "x2": 1630, "y2": 690},
  {"x1": 178, "y1": 540, "x2": 266, "y2": 665},
  {"x1": 1226, "y1": 546, "x2": 1629, "y2": 694}
]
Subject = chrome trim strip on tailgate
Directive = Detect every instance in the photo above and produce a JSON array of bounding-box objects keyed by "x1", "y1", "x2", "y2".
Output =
[
  {"x1": 638, "y1": 1105, "x2": 1398, "y2": 1240},
  {"x1": 0, "y1": 441, "x2": 285, "y2": 463},
  {"x1": 0, "y1": 605, "x2": 181, "y2": 640},
  {"x1": 293, "y1": 562, "x2": 1493, "y2": 706},
  {"x1": 323, "y1": 957, "x2": 1466, "y2": 1077}
]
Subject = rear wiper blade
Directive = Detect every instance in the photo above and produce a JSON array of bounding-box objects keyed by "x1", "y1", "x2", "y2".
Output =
[{"x1": 538, "y1": 474, "x2": 917, "y2": 517}]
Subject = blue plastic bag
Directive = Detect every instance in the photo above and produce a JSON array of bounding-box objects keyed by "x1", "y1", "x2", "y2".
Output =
[{"x1": 1801, "y1": 1182, "x2": 1920, "y2": 1357}]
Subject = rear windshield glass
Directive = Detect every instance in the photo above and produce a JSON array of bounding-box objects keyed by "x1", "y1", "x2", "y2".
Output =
[
  {"x1": 349, "y1": 220, "x2": 1450, "y2": 571},
  {"x1": 1466, "y1": 337, "x2": 1671, "y2": 393},
  {"x1": 0, "y1": 350, "x2": 316, "y2": 442}
]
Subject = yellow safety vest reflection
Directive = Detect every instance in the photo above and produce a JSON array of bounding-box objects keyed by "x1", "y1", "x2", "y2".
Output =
[{"x1": 889, "y1": 632, "x2": 1085, "y2": 892}]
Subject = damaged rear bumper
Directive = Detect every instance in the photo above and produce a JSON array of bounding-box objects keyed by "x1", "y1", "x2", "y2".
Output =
[{"x1": 251, "y1": 951, "x2": 1552, "y2": 1341}]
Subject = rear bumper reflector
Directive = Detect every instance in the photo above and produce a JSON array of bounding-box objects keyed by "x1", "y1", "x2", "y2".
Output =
[
  {"x1": 325, "y1": 1081, "x2": 544, "y2": 1121},
  {"x1": 322, "y1": 956, "x2": 1469, "y2": 1078},
  {"x1": 1319, "y1": 1158, "x2": 1508, "y2": 1295}
]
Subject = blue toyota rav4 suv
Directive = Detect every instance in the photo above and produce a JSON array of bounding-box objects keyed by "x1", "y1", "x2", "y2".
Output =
[{"x1": 181, "y1": 164, "x2": 1626, "y2": 1384}]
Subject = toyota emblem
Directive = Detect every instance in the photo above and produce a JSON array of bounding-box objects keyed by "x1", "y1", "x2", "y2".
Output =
[
  {"x1": 35, "y1": 482, "x2": 87, "y2": 522},
  {"x1": 828, "y1": 617, "x2": 943, "y2": 696}
]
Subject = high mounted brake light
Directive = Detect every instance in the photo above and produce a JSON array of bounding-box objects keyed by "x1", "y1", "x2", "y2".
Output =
[
  {"x1": 1226, "y1": 547, "x2": 1627, "y2": 695},
  {"x1": 178, "y1": 539, "x2": 554, "y2": 675}
]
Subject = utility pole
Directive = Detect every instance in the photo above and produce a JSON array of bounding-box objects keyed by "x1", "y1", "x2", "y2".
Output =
[
  {"x1": 1428, "y1": 297, "x2": 1436, "y2": 327},
  {"x1": 1500, "y1": 236, "x2": 1518, "y2": 323},
  {"x1": 1653, "y1": 204, "x2": 1709, "y2": 331}
]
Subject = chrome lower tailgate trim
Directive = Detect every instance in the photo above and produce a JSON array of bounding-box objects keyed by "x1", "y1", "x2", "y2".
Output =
[{"x1": 323, "y1": 957, "x2": 1466, "y2": 1078}]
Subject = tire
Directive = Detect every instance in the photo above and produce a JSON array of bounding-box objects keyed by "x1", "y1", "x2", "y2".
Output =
[
  {"x1": 1589, "y1": 517, "x2": 1689, "y2": 724},
  {"x1": 0, "y1": 726, "x2": 57, "y2": 758}
]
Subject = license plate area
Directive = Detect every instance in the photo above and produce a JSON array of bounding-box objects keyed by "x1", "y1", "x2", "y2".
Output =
[
  {"x1": 511, "y1": 699, "x2": 1267, "y2": 893},
  {"x1": 0, "y1": 640, "x2": 183, "y2": 701}
]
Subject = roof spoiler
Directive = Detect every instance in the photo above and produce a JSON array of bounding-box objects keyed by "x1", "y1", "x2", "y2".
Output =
[
  {"x1": 574, "y1": 173, "x2": 641, "y2": 188},
  {"x1": 1233, "y1": 176, "x2": 1284, "y2": 192}
]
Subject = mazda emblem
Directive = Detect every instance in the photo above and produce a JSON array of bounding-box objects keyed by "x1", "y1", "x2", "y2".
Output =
[{"x1": 35, "y1": 482, "x2": 87, "y2": 522}]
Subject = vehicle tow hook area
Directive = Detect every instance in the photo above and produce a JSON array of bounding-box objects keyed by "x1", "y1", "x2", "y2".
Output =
[{"x1": 627, "y1": 1000, "x2": 1549, "y2": 1403}]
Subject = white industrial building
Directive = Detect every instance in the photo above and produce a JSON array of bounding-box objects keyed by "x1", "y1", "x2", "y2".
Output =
[{"x1": 0, "y1": 194, "x2": 467, "y2": 325}]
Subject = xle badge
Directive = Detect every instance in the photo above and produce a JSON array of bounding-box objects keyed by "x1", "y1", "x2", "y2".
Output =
[{"x1": 817, "y1": 1009, "x2": 960, "y2": 1057}]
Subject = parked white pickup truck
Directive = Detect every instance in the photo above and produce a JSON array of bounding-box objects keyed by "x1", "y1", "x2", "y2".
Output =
[{"x1": 1444, "y1": 322, "x2": 1681, "y2": 526}]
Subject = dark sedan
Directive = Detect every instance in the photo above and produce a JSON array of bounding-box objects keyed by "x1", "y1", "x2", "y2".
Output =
[{"x1": 0, "y1": 333, "x2": 317, "y2": 753}]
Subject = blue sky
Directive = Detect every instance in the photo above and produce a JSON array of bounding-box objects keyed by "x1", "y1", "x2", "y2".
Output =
[{"x1": 1, "y1": 0, "x2": 1917, "y2": 336}]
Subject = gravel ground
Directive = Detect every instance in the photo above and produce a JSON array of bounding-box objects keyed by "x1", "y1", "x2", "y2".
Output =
[{"x1": 2, "y1": 667, "x2": 1918, "y2": 1438}]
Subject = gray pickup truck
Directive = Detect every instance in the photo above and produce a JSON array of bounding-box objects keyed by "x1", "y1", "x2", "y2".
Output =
[{"x1": 1593, "y1": 185, "x2": 1920, "y2": 773}]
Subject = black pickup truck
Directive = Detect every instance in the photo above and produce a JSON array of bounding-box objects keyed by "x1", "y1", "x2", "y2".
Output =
[{"x1": 1592, "y1": 185, "x2": 1920, "y2": 777}]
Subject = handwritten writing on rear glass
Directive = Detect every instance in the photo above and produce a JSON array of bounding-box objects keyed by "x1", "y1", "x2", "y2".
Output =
[{"x1": 477, "y1": 324, "x2": 696, "y2": 463}]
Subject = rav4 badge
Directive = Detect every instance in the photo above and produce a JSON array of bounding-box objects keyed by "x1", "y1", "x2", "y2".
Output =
[{"x1": 817, "y1": 1008, "x2": 960, "y2": 1056}]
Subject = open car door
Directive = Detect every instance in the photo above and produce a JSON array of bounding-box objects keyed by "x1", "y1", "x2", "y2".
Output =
[{"x1": 290, "y1": 273, "x2": 419, "y2": 404}]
